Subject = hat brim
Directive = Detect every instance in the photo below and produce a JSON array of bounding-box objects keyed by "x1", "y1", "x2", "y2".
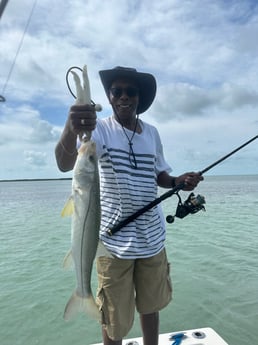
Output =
[{"x1": 99, "y1": 67, "x2": 156, "y2": 114}]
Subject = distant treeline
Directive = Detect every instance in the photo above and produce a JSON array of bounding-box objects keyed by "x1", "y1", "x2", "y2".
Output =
[{"x1": 0, "y1": 178, "x2": 72, "y2": 182}]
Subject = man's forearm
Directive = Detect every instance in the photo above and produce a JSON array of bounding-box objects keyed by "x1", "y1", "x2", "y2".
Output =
[{"x1": 55, "y1": 126, "x2": 78, "y2": 172}]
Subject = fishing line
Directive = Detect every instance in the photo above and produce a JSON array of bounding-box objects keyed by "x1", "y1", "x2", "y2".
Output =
[
  {"x1": 65, "y1": 66, "x2": 97, "y2": 107},
  {"x1": 107, "y1": 135, "x2": 258, "y2": 235},
  {"x1": 0, "y1": 0, "x2": 37, "y2": 102},
  {"x1": 66, "y1": 66, "x2": 83, "y2": 99}
]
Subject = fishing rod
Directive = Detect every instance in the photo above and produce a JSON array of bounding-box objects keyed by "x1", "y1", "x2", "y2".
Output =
[{"x1": 107, "y1": 135, "x2": 258, "y2": 236}]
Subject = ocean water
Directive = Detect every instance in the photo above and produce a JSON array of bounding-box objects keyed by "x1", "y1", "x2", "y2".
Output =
[{"x1": 0, "y1": 175, "x2": 257, "y2": 345}]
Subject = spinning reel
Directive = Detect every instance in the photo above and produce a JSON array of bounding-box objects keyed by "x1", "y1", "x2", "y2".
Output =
[{"x1": 166, "y1": 192, "x2": 206, "y2": 224}]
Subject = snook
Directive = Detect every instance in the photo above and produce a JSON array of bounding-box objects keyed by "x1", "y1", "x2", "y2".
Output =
[{"x1": 62, "y1": 140, "x2": 104, "y2": 321}]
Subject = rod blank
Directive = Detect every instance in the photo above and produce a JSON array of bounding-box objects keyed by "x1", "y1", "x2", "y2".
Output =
[
  {"x1": 108, "y1": 135, "x2": 258, "y2": 235},
  {"x1": 200, "y1": 135, "x2": 258, "y2": 175}
]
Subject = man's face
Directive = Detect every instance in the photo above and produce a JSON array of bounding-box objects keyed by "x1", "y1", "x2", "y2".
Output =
[{"x1": 109, "y1": 78, "x2": 139, "y2": 121}]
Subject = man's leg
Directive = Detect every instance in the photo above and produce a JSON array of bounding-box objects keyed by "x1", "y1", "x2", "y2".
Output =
[
  {"x1": 140, "y1": 312, "x2": 159, "y2": 345},
  {"x1": 96, "y1": 256, "x2": 135, "y2": 345},
  {"x1": 102, "y1": 327, "x2": 122, "y2": 345}
]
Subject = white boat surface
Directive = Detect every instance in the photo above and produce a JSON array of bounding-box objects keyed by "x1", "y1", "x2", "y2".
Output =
[{"x1": 91, "y1": 327, "x2": 228, "y2": 345}]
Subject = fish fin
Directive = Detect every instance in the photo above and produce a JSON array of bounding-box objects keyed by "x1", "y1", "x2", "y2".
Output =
[
  {"x1": 96, "y1": 240, "x2": 113, "y2": 258},
  {"x1": 63, "y1": 292, "x2": 100, "y2": 321},
  {"x1": 63, "y1": 249, "x2": 73, "y2": 270},
  {"x1": 85, "y1": 295, "x2": 101, "y2": 321},
  {"x1": 63, "y1": 292, "x2": 82, "y2": 321},
  {"x1": 61, "y1": 197, "x2": 74, "y2": 217},
  {"x1": 71, "y1": 70, "x2": 86, "y2": 105}
]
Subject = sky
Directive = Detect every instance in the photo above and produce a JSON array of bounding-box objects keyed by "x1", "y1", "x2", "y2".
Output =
[{"x1": 0, "y1": 0, "x2": 258, "y2": 180}]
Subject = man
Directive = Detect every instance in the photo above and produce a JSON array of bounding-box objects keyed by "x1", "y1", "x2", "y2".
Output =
[{"x1": 55, "y1": 66, "x2": 203, "y2": 345}]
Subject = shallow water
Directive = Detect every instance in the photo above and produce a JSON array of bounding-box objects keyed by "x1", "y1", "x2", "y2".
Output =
[{"x1": 0, "y1": 175, "x2": 257, "y2": 345}]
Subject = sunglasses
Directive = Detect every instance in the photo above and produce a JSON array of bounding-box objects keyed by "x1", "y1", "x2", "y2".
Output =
[{"x1": 110, "y1": 87, "x2": 139, "y2": 98}]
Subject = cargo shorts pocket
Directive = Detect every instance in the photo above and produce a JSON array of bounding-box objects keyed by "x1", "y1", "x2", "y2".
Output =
[
  {"x1": 96, "y1": 286, "x2": 109, "y2": 326},
  {"x1": 167, "y1": 262, "x2": 173, "y2": 294}
]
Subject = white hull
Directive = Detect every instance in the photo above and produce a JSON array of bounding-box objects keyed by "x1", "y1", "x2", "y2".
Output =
[{"x1": 91, "y1": 327, "x2": 228, "y2": 345}]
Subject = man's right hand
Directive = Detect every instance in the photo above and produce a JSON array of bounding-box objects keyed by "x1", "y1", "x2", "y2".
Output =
[{"x1": 67, "y1": 104, "x2": 97, "y2": 135}]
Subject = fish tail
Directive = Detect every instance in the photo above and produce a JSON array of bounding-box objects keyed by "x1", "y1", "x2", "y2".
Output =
[
  {"x1": 85, "y1": 294, "x2": 101, "y2": 321},
  {"x1": 63, "y1": 291, "x2": 100, "y2": 321}
]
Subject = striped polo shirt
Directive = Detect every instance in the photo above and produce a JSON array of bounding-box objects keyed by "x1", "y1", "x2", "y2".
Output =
[{"x1": 92, "y1": 116, "x2": 172, "y2": 259}]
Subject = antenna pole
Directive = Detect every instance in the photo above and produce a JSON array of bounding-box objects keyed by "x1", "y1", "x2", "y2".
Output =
[{"x1": 0, "y1": 0, "x2": 9, "y2": 19}]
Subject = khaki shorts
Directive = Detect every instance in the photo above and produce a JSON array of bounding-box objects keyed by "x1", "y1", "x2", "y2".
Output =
[{"x1": 96, "y1": 248, "x2": 172, "y2": 340}]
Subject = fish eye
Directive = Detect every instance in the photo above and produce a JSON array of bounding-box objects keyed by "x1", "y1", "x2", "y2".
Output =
[{"x1": 88, "y1": 155, "x2": 95, "y2": 163}]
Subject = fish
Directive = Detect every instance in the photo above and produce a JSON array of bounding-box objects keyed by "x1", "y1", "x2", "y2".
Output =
[
  {"x1": 61, "y1": 65, "x2": 107, "y2": 321},
  {"x1": 62, "y1": 139, "x2": 107, "y2": 321}
]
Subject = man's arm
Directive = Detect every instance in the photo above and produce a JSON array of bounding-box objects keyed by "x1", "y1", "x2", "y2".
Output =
[
  {"x1": 55, "y1": 104, "x2": 97, "y2": 172},
  {"x1": 157, "y1": 170, "x2": 203, "y2": 191},
  {"x1": 55, "y1": 122, "x2": 78, "y2": 172}
]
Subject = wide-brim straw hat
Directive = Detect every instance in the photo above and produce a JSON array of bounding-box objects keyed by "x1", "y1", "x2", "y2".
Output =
[{"x1": 99, "y1": 66, "x2": 157, "y2": 114}]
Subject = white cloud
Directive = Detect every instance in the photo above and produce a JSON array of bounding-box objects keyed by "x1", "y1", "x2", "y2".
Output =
[
  {"x1": 24, "y1": 150, "x2": 47, "y2": 166},
  {"x1": 0, "y1": 104, "x2": 60, "y2": 143},
  {"x1": 0, "y1": 0, "x2": 258, "y2": 179},
  {"x1": 0, "y1": 104, "x2": 64, "y2": 179},
  {"x1": 151, "y1": 82, "x2": 258, "y2": 120}
]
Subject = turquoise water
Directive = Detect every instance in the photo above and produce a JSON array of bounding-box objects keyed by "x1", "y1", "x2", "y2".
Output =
[{"x1": 0, "y1": 176, "x2": 257, "y2": 345}]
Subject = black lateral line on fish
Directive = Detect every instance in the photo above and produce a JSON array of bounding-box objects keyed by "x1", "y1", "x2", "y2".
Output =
[{"x1": 81, "y1": 189, "x2": 92, "y2": 295}]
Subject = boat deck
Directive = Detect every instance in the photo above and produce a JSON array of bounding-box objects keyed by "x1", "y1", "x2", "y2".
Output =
[{"x1": 90, "y1": 327, "x2": 229, "y2": 345}]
